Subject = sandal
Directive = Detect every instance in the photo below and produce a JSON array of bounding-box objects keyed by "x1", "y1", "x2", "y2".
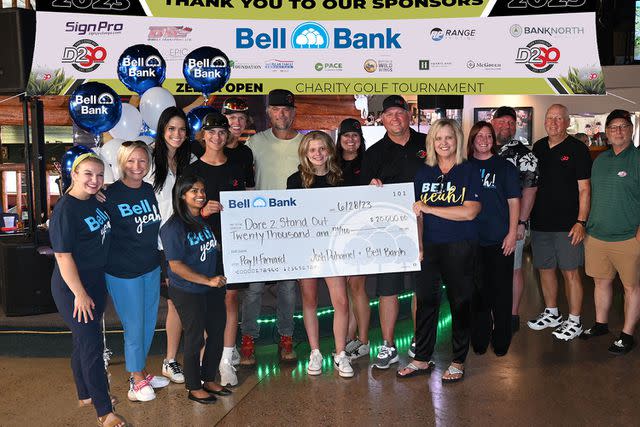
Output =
[
  {"x1": 396, "y1": 361, "x2": 435, "y2": 378},
  {"x1": 441, "y1": 364, "x2": 464, "y2": 383},
  {"x1": 79, "y1": 396, "x2": 118, "y2": 408},
  {"x1": 97, "y1": 413, "x2": 126, "y2": 427}
]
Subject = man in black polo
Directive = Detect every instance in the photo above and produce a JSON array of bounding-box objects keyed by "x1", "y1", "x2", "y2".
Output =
[{"x1": 360, "y1": 95, "x2": 427, "y2": 369}]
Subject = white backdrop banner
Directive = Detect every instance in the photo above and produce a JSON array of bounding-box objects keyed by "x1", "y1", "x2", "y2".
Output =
[{"x1": 30, "y1": 11, "x2": 604, "y2": 95}]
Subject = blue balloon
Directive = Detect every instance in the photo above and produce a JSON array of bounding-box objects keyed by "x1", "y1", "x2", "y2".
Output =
[
  {"x1": 69, "y1": 82, "x2": 122, "y2": 134},
  {"x1": 118, "y1": 44, "x2": 166, "y2": 95},
  {"x1": 186, "y1": 106, "x2": 217, "y2": 141},
  {"x1": 140, "y1": 122, "x2": 157, "y2": 138},
  {"x1": 182, "y1": 47, "x2": 231, "y2": 97},
  {"x1": 61, "y1": 145, "x2": 94, "y2": 192}
]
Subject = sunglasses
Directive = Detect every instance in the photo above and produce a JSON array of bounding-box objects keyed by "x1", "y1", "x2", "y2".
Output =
[
  {"x1": 223, "y1": 100, "x2": 248, "y2": 112},
  {"x1": 436, "y1": 174, "x2": 448, "y2": 193}
]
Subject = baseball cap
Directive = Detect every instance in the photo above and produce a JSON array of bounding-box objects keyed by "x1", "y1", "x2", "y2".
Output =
[
  {"x1": 605, "y1": 109, "x2": 632, "y2": 128},
  {"x1": 492, "y1": 106, "x2": 517, "y2": 121},
  {"x1": 201, "y1": 111, "x2": 229, "y2": 130},
  {"x1": 268, "y1": 89, "x2": 295, "y2": 107},
  {"x1": 338, "y1": 118, "x2": 363, "y2": 140},
  {"x1": 221, "y1": 97, "x2": 249, "y2": 115},
  {"x1": 382, "y1": 95, "x2": 409, "y2": 112}
]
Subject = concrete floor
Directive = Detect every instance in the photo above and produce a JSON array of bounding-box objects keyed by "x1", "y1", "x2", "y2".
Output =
[{"x1": 1, "y1": 251, "x2": 639, "y2": 426}]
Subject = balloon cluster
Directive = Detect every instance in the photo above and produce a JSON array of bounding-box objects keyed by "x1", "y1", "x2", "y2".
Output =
[{"x1": 68, "y1": 44, "x2": 231, "y2": 184}]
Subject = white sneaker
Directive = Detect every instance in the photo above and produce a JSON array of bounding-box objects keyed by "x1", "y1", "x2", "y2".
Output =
[
  {"x1": 307, "y1": 349, "x2": 323, "y2": 376},
  {"x1": 552, "y1": 319, "x2": 583, "y2": 341},
  {"x1": 162, "y1": 359, "x2": 185, "y2": 384},
  {"x1": 128, "y1": 377, "x2": 156, "y2": 402},
  {"x1": 527, "y1": 309, "x2": 563, "y2": 330},
  {"x1": 146, "y1": 374, "x2": 170, "y2": 388},
  {"x1": 347, "y1": 341, "x2": 370, "y2": 361},
  {"x1": 219, "y1": 358, "x2": 238, "y2": 387},
  {"x1": 334, "y1": 351, "x2": 354, "y2": 378},
  {"x1": 231, "y1": 346, "x2": 241, "y2": 366}
]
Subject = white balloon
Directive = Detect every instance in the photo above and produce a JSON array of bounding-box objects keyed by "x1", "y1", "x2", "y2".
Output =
[
  {"x1": 101, "y1": 138, "x2": 124, "y2": 180},
  {"x1": 139, "y1": 87, "x2": 176, "y2": 131},
  {"x1": 109, "y1": 103, "x2": 143, "y2": 141},
  {"x1": 138, "y1": 135, "x2": 155, "y2": 146},
  {"x1": 93, "y1": 147, "x2": 116, "y2": 184}
]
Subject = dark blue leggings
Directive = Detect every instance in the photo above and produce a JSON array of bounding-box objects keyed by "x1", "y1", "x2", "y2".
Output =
[{"x1": 51, "y1": 267, "x2": 112, "y2": 417}]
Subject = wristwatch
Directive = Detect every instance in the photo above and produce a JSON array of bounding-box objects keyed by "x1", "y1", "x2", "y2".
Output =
[
  {"x1": 518, "y1": 220, "x2": 528, "y2": 226},
  {"x1": 576, "y1": 220, "x2": 587, "y2": 227}
]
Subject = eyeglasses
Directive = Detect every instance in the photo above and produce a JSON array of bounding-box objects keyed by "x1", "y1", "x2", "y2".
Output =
[
  {"x1": 606, "y1": 124, "x2": 632, "y2": 132},
  {"x1": 436, "y1": 174, "x2": 448, "y2": 193}
]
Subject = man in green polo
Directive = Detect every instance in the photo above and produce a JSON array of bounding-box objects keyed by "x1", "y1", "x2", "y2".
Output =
[{"x1": 581, "y1": 109, "x2": 640, "y2": 355}]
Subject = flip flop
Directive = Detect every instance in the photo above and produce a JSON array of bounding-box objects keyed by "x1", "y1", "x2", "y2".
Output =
[
  {"x1": 396, "y1": 361, "x2": 435, "y2": 378},
  {"x1": 442, "y1": 364, "x2": 465, "y2": 383}
]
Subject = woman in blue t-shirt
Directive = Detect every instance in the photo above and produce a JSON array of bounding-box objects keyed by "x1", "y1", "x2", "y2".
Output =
[
  {"x1": 160, "y1": 174, "x2": 229, "y2": 404},
  {"x1": 103, "y1": 140, "x2": 167, "y2": 403},
  {"x1": 468, "y1": 121, "x2": 521, "y2": 356},
  {"x1": 49, "y1": 153, "x2": 125, "y2": 427},
  {"x1": 397, "y1": 119, "x2": 481, "y2": 383},
  {"x1": 286, "y1": 131, "x2": 353, "y2": 378},
  {"x1": 336, "y1": 118, "x2": 371, "y2": 361}
]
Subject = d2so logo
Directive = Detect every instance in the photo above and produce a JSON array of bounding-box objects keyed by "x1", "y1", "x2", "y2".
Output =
[
  {"x1": 291, "y1": 22, "x2": 330, "y2": 49},
  {"x1": 62, "y1": 39, "x2": 107, "y2": 73},
  {"x1": 515, "y1": 39, "x2": 560, "y2": 73}
]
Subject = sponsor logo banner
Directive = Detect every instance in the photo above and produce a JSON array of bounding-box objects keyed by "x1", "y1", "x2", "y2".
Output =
[{"x1": 31, "y1": 11, "x2": 604, "y2": 95}]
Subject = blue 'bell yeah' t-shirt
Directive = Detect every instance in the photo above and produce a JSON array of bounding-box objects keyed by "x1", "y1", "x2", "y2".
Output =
[
  {"x1": 160, "y1": 215, "x2": 219, "y2": 294},
  {"x1": 470, "y1": 155, "x2": 521, "y2": 246},
  {"x1": 103, "y1": 180, "x2": 161, "y2": 278},
  {"x1": 414, "y1": 161, "x2": 482, "y2": 244},
  {"x1": 49, "y1": 194, "x2": 111, "y2": 271}
]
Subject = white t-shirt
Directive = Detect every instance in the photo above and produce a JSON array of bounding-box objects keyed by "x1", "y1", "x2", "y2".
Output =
[
  {"x1": 246, "y1": 129, "x2": 302, "y2": 190},
  {"x1": 145, "y1": 154, "x2": 197, "y2": 249}
]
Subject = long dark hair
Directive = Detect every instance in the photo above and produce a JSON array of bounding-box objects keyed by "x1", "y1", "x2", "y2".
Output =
[
  {"x1": 172, "y1": 174, "x2": 205, "y2": 232},
  {"x1": 152, "y1": 107, "x2": 191, "y2": 193},
  {"x1": 335, "y1": 132, "x2": 365, "y2": 165},
  {"x1": 467, "y1": 121, "x2": 498, "y2": 159}
]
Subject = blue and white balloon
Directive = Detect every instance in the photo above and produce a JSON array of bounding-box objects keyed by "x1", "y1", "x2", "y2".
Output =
[
  {"x1": 117, "y1": 44, "x2": 166, "y2": 95},
  {"x1": 69, "y1": 82, "x2": 121, "y2": 134},
  {"x1": 109, "y1": 103, "x2": 143, "y2": 141},
  {"x1": 186, "y1": 106, "x2": 216, "y2": 140},
  {"x1": 182, "y1": 47, "x2": 231, "y2": 98}
]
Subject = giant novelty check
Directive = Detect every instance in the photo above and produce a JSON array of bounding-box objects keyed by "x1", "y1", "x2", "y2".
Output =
[{"x1": 220, "y1": 183, "x2": 420, "y2": 283}]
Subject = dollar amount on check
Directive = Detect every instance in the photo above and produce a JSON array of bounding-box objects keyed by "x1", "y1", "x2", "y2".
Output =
[{"x1": 220, "y1": 183, "x2": 420, "y2": 283}]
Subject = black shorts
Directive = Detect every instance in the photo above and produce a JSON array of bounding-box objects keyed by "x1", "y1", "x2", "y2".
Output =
[{"x1": 375, "y1": 271, "x2": 417, "y2": 297}]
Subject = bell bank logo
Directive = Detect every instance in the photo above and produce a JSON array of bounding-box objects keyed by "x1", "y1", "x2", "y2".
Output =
[
  {"x1": 228, "y1": 197, "x2": 298, "y2": 208},
  {"x1": 236, "y1": 21, "x2": 401, "y2": 49}
]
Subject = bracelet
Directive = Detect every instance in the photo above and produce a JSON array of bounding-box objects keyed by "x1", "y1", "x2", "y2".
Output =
[
  {"x1": 576, "y1": 220, "x2": 587, "y2": 227},
  {"x1": 517, "y1": 220, "x2": 528, "y2": 226},
  {"x1": 200, "y1": 208, "x2": 210, "y2": 218}
]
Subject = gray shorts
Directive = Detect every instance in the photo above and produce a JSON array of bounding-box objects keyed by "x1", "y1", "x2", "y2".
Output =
[
  {"x1": 531, "y1": 231, "x2": 584, "y2": 270},
  {"x1": 513, "y1": 238, "x2": 525, "y2": 270}
]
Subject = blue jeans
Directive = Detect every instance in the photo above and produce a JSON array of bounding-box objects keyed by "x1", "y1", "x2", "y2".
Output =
[
  {"x1": 105, "y1": 267, "x2": 161, "y2": 372},
  {"x1": 240, "y1": 281, "x2": 296, "y2": 338}
]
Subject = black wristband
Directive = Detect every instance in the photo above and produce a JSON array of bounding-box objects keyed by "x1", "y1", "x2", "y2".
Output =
[
  {"x1": 576, "y1": 220, "x2": 587, "y2": 227},
  {"x1": 518, "y1": 220, "x2": 528, "y2": 226}
]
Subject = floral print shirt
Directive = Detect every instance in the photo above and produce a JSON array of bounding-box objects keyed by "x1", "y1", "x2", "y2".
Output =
[{"x1": 498, "y1": 139, "x2": 539, "y2": 188}]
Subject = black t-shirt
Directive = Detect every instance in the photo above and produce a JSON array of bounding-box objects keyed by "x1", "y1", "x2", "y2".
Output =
[
  {"x1": 286, "y1": 171, "x2": 334, "y2": 189},
  {"x1": 184, "y1": 159, "x2": 246, "y2": 241},
  {"x1": 224, "y1": 144, "x2": 255, "y2": 188},
  {"x1": 340, "y1": 155, "x2": 363, "y2": 187},
  {"x1": 531, "y1": 135, "x2": 592, "y2": 232},
  {"x1": 360, "y1": 128, "x2": 427, "y2": 185},
  {"x1": 103, "y1": 180, "x2": 161, "y2": 278},
  {"x1": 160, "y1": 215, "x2": 220, "y2": 295},
  {"x1": 49, "y1": 194, "x2": 111, "y2": 272}
]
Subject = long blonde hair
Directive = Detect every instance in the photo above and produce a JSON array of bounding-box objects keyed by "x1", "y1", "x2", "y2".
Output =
[
  {"x1": 425, "y1": 119, "x2": 466, "y2": 167},
  {"x1": 297, "y1": 131, "x2": 342, "y2": 188},
  {"x1": 66, "y1": 153, "x2": 104, "y2": 193},
  {"x1": 117, "y1": 140, "x2": 151, "y2": 180}
]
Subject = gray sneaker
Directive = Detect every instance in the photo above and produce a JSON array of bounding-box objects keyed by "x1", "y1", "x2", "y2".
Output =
[{"x1": 372, "y1": 341, "x2": 399, "y2": 369}]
